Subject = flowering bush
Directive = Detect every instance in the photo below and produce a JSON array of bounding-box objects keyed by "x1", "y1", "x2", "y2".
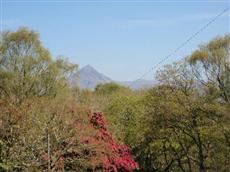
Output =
[
  {"x1": 89, "y1": 112, "x2": 139, "y2": 172},
  {"x1": 42, "y1": 111, "x2": 138, "y2": 172}
]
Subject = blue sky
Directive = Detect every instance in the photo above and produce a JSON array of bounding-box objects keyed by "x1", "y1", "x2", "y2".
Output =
[{"x1": 1, "y1": 0, "x2": 230, "y2": 81}]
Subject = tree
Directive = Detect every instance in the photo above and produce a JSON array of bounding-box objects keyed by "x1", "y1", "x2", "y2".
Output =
[
  {"x1": 143, "y1": 85, "x2": 228, "y2": 171},
  {"x1": 104, "y1": 94, "x2": 145, "y2": 146},
  {"x1": 136, "y1": 54, "x2": 230, "y2": 171},
  {"x1": 0, "y1": 27, "x2": 78, "y2": 104},
  {"x1": 95, "y1": 83, "x2": 131, "y2": 96},
  {"x1": 188, "y1": 34, "x2": 230, "y2": 103}
]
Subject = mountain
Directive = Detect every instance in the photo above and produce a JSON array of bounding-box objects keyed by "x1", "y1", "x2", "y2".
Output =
[
  {"x1": 71, "y1": 65, "x2": 112, "y2": 89},
  {"x1": 71, "y1": 65, "x2": 156, "y2": 90},
  {"x1": 118, "y1": 80, "x2": 156, "y2": 90}
]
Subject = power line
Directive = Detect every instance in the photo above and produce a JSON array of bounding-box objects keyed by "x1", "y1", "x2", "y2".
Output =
[{"x1": 129, "y1": 7, "x2": 229, "y2": 87}]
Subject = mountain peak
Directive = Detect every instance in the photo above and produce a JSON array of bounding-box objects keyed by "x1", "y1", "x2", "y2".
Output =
[
  {"x1": 76, "y1": 65, "x2": 112, "y2": 89},
  {"x1": 84, "y1": 64, "x2": 94, "y2": 69},
  {"x1": 81, "y1": 65, "x2": 97, "y2": 71},
  {"x1": 70, "y1": 65, "x2": 156, "y2": 90}
]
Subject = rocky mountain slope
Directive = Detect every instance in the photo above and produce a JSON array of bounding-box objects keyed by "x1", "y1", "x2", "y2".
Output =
[{"x1": 71, "y1": 65, "x2": 156, "y2": 90}]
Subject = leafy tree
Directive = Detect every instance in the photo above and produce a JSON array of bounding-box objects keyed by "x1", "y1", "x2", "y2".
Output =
[
  {"x1": 0, "y1": 27, "x2": 78, "y2": 104},
  {"x1": 1, "y1": 27, "x2": 229, "y2": 172},
  {"x1": 104, "y1": 94, "x2": 145, "y2": 145},
  {"x1": 135, "y1": 47, "x2": 230, "y2": 171},
  {"x1": 141, "y1": 84, "x2": 229, "y2": 172},
  {"x1": 189, "y1": 34, "x2": 230, "y2": 103},
  {"x1": 95, "y1": 82, "x2": 131, "y2": 96}
]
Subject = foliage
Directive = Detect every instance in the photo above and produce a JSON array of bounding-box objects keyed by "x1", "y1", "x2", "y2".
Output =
[
  {"x1": 0, "y1": 28, "x2": 138, "y2": 172},
  {"x1": 188, "y1": 34, "x2": 230, "y2": 103},
  {"x1": 102, "y1": 35, "x2": 230, "y2": 172},
  {"x1": 88, "y1": 112, "x2": 139, "y2": 171},
  {"x1": 1, "y1": 27, "x2": 229, "y2": 172},
  {"x1": 95, "y1": 83, "x2": 131, "y2": 96},
  {"x1": 104, "y1": 94, "x2": 145, "y2": 148},
  {"x1": 0, "y1": 27, "x2": 78, "y2": 104}
]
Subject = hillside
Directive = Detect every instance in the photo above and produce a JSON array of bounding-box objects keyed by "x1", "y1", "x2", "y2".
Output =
[
  {"x1": 71, "y1": 65, "x2": 156, "y2": 90},
  {"x1": 70, "y1": 65, "x2": 112, "y2": 89}
]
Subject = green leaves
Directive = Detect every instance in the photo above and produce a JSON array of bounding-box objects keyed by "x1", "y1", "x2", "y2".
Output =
[
  {"x1": 95, "y1": 82, "x2": 131, "y2": 96},
  {"x1": 189, "y1": 50, "x2": 209, "y2": 64},
  {"x1": 0, "y1": 28, "x2": 78, "y2": 104},
  {"x1": 188, "y1": 34, "x2": 230, "y2": 104},
  {"x1": 1, "y1": 27, "x2": 229, "y2": 172}
]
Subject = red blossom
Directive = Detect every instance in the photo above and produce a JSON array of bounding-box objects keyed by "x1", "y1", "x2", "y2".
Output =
[
  {"x1": 42, "y1": 111, "x2": 138, "y2": 172},
  {"x1": 90, "y1": 112, "x2": 139, "y2": 172}
]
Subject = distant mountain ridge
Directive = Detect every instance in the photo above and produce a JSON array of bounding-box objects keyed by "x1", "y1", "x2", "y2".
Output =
[
  {"x1": 71, "y1": 65, "x2": 156, "y2": 90},
  {"x1": 118, "y1": 79, "x2": 156, "y2": 90}
]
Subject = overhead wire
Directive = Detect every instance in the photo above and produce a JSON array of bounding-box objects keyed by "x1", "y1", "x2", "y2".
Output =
[{"x1": 129, "y1": 7, "x2": 229, "y2": 88}]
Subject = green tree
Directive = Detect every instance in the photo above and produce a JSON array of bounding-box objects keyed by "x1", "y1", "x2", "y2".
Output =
[
  {"x1": 0, "y1": 27, "x2": 78, "y2": 104},
  {"x1": 95, "y1": 82, "x2": 131, "y2": 95},
  {"x1": 189, "y1": 34, "x2": 230, "y2": 103},
  {"x1": 136, "y1": 53, "x2": 230, "y2": 171},
  {"x1": 142, "y1": 85, "x2": 229, "y2": 172},
  {"x1": 104, "y1": 94, "x2": 145, "y2": 145}
]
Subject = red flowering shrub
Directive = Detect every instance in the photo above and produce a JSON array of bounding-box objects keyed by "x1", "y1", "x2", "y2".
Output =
[
  {"x1": 89, "y1": 112, "x2": 139, "y2": 172},
  {"x1": 42, "y1": 110, "x2": 138, "y2": 171}
]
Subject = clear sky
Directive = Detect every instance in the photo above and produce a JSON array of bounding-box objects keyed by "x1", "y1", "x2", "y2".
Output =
[{"x1": 1, "y1": 0, "x2": 230, "y2": 81}]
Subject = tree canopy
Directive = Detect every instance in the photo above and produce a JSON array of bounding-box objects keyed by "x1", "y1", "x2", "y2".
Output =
[{"x1": 0, "y1": 28, "x2": 229, "y2": 172}]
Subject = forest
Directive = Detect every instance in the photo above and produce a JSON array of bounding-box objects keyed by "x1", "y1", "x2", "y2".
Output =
[{"x1": 0, "y1": 28, "x2": 229, "y2": 172}]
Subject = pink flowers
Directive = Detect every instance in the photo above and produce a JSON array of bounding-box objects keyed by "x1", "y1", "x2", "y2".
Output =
[
  {"x1": 90, "y1": 112, "x2": 139, "y2": 172},
  {"x1": 42, "y1": 111, "x2": 138, "y2": 172}
]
